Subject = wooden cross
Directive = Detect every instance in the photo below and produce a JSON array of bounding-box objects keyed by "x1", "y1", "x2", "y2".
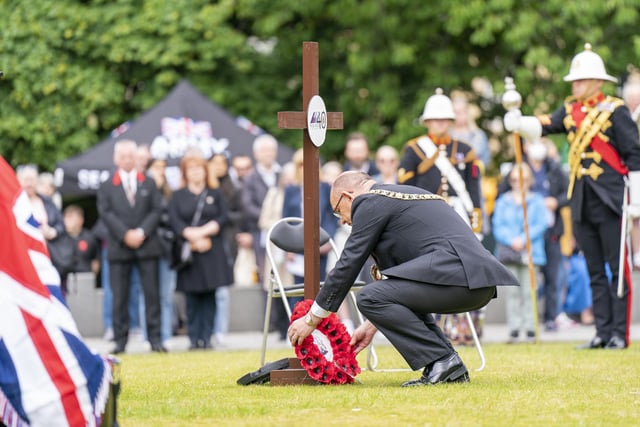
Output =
[{"x1": 278, "y1": 41, "x2": 343, "y2": 299}]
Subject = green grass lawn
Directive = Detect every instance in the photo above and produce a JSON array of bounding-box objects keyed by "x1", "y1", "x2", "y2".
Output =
[{"x1": 115, "y1": 342, "x2": 640, "y2": 426}]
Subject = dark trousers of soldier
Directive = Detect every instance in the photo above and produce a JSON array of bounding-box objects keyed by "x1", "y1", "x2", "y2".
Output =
[
  {"x1": 356, "y1": 278, "x2": 496, "y2": 370},
  {"x1": 572, "y1": 188, "x2": 631, "y2": 345}
]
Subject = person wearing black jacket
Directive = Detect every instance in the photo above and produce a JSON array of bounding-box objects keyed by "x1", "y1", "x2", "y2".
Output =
[
  {"x1": 287, "y1": 172, "x2": 519, "y2": 386},
  {"x1": 62, "y1": 205, "x2": 100, "y2": 275},
  {"x1": 97, "y1": 140, "x2": 165, "y2": 354}
]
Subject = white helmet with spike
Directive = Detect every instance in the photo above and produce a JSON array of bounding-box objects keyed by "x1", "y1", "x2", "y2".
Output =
[
  {"x1": 563, "y1": 43, "x2": 617, "y2": 83},
  {"x1": 420, "y1": 88, "x2": 455, "y2": 121}
]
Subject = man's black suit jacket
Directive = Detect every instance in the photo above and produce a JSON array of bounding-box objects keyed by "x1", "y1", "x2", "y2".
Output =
[
  {"x1": 97, "y1": 170, "x2": 163, "y2": 262},
  {"x1": 316, "y1": 184, "x2": 518, "y2": 313}
]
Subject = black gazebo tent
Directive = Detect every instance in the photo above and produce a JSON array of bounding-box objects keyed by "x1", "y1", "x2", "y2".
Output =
[{"x1": 55, "y1": 79, "x2": 294, "y2": 198}]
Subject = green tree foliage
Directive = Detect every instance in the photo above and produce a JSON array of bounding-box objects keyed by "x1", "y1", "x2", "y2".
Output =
[{"x1": 1, "y1": 0, "x2": 639, "y2": 175}]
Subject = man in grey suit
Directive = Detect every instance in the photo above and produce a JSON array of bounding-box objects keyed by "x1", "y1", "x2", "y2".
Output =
[
  {"x1": 97, "y1": 140, "x2": 166, "y2": 354},
  {"x1": 288, "y1": 171, "x2": 519, "y2": 386},
  {"x1": 240, "y1": 134, "x2": 280, "y2": 284}
]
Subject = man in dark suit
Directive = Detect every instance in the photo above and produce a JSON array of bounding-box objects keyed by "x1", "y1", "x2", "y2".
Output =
[
  {"x1": 288, "y1": 171, "x2": 519, "y2": 386},
  {"x1": 97, "y1": 140, "x2": 166, "y2": 354}
]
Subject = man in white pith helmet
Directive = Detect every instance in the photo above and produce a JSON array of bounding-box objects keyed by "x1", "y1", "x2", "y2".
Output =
[
  {"x1": 398, "y1": 89, "x2": 483, "y2": 236},
  {"x1": 504, "y1": 43, "x2": 640, "y2": 350}
]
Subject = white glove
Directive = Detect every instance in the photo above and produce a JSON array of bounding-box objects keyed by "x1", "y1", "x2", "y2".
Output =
[
  {"x1": 519, "y1": 116, "x2": 543, "y2": 143},
  {"x1": 629, "y1": 171, "x2": 640, "y2": 201},
  {"x1": 628, "y1": 171, "x2": 640, "y2": 218},
  {"x1": 627, "y1": 204, "x2": 640, "y2": 218},
  {"x1": 503, "y1": 110, "x2": 521, "y2": 132}
]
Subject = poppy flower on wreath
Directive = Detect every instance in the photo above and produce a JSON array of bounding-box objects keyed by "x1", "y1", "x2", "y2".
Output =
[{"x1": 290, "y1": 299, "x2": 361, "y2": 384}]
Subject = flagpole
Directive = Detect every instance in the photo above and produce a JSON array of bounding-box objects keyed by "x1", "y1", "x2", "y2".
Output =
[{"x1": 502, "y1": 77, "x2": 541, "y2": 343}]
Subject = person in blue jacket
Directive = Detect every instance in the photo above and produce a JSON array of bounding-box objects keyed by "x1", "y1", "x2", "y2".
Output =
[{"x1": 492, "y1": 163, "x2": 548, "y2": 343}]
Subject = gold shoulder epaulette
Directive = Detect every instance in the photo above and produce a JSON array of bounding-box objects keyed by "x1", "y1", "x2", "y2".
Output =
[
  {"x1": 402, "y1": 137, "x2": 427, "y2": 160},
  {"x1": 563, "y1": 96, "x2": 577, "y2": 113},
  {"x1": 403, "y1": 137, "x2": 420, "y2": 150},
  {"x1": 537, "y1": 114, "x2": 552, "y2": 126},
  {"x1": 397, "y1": 168, "x2": 415, "y2": 184}
]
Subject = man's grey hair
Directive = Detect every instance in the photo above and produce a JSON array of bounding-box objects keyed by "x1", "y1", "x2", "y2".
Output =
[{"x1": 252, "y1": 134, "x2": 278, "y2": 153}]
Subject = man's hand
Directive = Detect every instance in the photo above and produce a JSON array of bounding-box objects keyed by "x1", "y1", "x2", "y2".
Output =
[
  {"x1": 319, "y1": 242, "x2": 332, "y2": 255},
  {"x1": 191, "y1": 237, "x2": 212, "y2": 253},
  {"x1": 40, "y1": 224, "x2": 57, "y2": 240},
  {"x1": 287, "y1": 317, "x2": 316, "y2": 346},
  {"x1": 628, "y1": 204, "x2": 640, "y2": 219},
  {"x1": 124, "y1": 229, "x2": 144, "y2": 249},
  {"x1": 183, "y1": 226, "x2": 201, "y2": 242},
  {"x1": 236, "y1": 232, "x2": 253, "y2": 248},
  {"x1": 350, "y1": 320, "x2": 378, "y2": 354},
  {"x1": 503, "y1": 110, "x2": 521, "y2": 133},
  {"x1": 544, "y1": 196, "x2": 558, "y2": 213},
  {"x1": 511, "y1": 237, "x2": 525, "y2": 252}
]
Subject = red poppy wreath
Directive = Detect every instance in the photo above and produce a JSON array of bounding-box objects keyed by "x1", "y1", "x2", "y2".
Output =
[{"x1": 290, "y1": 299, "x2": 361, "y2": 384}]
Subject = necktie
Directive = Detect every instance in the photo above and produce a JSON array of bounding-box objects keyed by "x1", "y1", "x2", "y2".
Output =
[{"x1": 124, "y1": 175, "x2": 136, "y2": 206}]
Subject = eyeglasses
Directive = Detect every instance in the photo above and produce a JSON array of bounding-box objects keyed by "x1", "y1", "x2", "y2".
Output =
[{"x1": 333, "y1": 192, "x2": 346, "y2": 219}]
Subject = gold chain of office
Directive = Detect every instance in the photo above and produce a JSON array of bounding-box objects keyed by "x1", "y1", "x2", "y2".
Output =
[
  {"x1": 366, "y1": 189, "x2": 444, "y2": 281},
  {"x1": 367, "y1": 189, "x2": 445, "y2": 201}
]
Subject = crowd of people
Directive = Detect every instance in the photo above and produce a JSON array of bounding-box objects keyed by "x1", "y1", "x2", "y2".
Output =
[{"x1": 19, "y1": 43, "x2": 639, "y2": 361}]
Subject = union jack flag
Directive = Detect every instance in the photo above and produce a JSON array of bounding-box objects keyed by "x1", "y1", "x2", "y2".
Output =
[
  {"x1": 109, "y1": 121, "x2": 131, "y2": 138},
  {"x1": 0, "y1": 156, "x2": 112, "y2": 427},
  {"x1": 160, "y1": 117, "x2": 212, "y2": 139}
]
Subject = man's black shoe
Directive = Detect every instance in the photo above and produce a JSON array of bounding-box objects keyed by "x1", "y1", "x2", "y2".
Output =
[
  {"x1": 575, "y1": 336, "x2": 605, "y2": 350},
  {"x1": 604, "y1": 335, "x2": 627, "y2": 350},
  {"x1": 151, "y1": 344, "x2": 168, "y2": 353},
  {"x1": 401, "y1": 353, "x2": 469, "y2": 387},
  {"x1": 111, "y1": 346, "x2": 125, "y2": 355}
]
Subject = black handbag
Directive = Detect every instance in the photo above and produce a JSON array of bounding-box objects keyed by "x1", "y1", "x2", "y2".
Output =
[
  {"x1": 171, "y1": 238, "x2": 193, "y2": 271},
  {"x1": 171, "y1": 191, "x2": 207, "y2": 271},
  {"x1": 495, "y1": 243, "x2": 526, "y2": 265}
]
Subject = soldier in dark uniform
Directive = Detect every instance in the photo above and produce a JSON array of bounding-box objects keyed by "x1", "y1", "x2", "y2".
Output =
[
  {"x1": 398, "y1": 88, "x2": 483, "y2": 234},
  {"x1": 398, "y1": 88, "x2": 484, "y2": 345},
  {"x1": 287, "y1": 171, "x2": 519, "y2": 386},
  {"x1": 505, "y1": 43, "x2": 640, "y2": 349}
]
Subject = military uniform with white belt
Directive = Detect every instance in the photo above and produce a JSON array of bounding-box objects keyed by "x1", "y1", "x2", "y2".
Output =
[{"x1": 398, "y1": 89, "x2": 483, "y2": 235}]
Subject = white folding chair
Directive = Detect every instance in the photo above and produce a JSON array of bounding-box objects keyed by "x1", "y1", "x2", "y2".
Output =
[{"x1": 259, "y1": 217, "x2": 379, "y2": 369}]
